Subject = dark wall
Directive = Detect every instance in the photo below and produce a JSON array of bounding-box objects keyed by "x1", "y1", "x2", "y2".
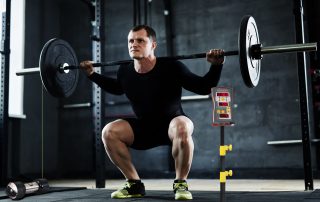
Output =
[
  {"x1": 173, "y1": 0, "x2": 303, "y2": 177},
  {"x1": 57, "y1": 0, "x2": 94, "y2": 178},
  {"x1": 20, "y1": 0, "x2": 61, "y2": 178},
  {"x1": 10, "y1": 0, "x2": 320, "y2": 180},
  {"x1": 98, "y1": 0, "x2": 318, "y2": 178},
  {"x1": 306, "y1": 0, "x2": 320, "y2": 169}
]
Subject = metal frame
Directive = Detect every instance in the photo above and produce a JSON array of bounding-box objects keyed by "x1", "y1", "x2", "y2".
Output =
[
  {"x1": 220, "y1": 126, "x2": 226, "y2": 202},
  {"x1": 163, "y1": 0, "x2": 175, "y2": 172},
  {"x1": 163, "y1": 0, "x2": 174, "y2": 57},
  {"x1": 91, "y1": 0, "x2": 105, "y2": 188},
  {"x1": 133, "y1": 0, "x2": 141, "y2": 26},
  {"x1": 0, "y1": 0, "x2": 11, "y2": 186},
  {"x1": 294, "y1": 0, "x2": 314, "y2": 191},
  {"x1": 134, "y1": 0, "x2": 152, "y2": 26},
  {"x1": 267, "y1": 139, "x2": 320, "y2": 145},
  {"x1": 62, "y1": 103, "x2": 92, "y2": 109}
]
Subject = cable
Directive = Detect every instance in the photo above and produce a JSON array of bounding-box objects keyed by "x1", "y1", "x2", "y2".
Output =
[{"x1": 41, "y1": 85, "x2": 44, "y2": 179}]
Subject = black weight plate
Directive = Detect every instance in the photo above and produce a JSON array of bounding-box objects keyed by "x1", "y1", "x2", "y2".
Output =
[
  {"x1": 239, "y1": 15, "x2": 261, "y2": 88},
  {"x1": 39, "y1": 38, "x2": 79, "y2": 97}
]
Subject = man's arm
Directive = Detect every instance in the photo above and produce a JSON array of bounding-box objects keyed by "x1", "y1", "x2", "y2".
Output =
[
  {"x1": 80, "y1": 60, "x2": 124, "y2": 95},
  {"x1": 178, "y1": 63, "x2": 223, "y2": 95},
  {"x1": 178, "y1": 49, "x2": 224, "y2": 95}
]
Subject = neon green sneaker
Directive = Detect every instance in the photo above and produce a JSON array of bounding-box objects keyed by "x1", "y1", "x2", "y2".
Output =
[
  {"x1": 111, "y1": 180, "x2": 145, "y2": 199},
  {"x1": 173, "y1": 180, "x2": 193, "y2": 200}
]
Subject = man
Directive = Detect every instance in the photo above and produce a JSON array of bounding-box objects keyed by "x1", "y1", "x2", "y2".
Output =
[{"x1": 80, "y1": 25, "x2": 224, "y2": 200}]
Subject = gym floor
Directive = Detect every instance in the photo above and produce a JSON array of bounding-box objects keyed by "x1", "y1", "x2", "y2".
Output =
[
  {"x1": 49, "y1": 178, "x2": 319, "y2": 192},
  {"x1": 1, "y1": 179, "x2": 320, "y2": 201}
]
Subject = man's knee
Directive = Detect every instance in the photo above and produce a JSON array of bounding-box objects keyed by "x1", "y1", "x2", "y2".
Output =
[
  {"x1": 175, "y1": 122, "x2": 190, "y2": 139},
  {"x1": 102, "y1": 120, "x2": 134, "y2": 147},
  {"x1": 170, "y1": 117, "x2": 194, "y2": 143},
  {"x1": 102, "y1": 122, "x2": 120, "y2": 144}
]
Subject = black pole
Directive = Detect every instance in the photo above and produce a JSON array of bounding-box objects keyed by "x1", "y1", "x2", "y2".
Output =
[
  {"x1": 133, "y1": 0, "x2": 141, "y2": 26},
  {"x1": 144, "y1": 0, "x2": 148, "y2": 25},
  {"x1": 163, "y1": 0, "x2": 174, "y2": 57},
  {"x1": 220, "y1": 126, "x2": 225, "y2": 202},
  {"x1": 133, "y1": 0, "x2": 137, "y2": 26},
  {"x1": 0, "y1": 0, "x2": 11, "y2": 186},
  {"x1": 137, "y1": 0, "x2": 141, "y2": 25},
  {"x1": 162, "y1": 0, "x2": 176, "y2": 172},
  {"x1": 148, "y1": 0, "x2": 152, "y2": 26},
  {"x1": 293, "y1": 0, "x2": 314, "y2": 191},
  {"x1": 92, "y1": 0, "x2": 105, "y2": 188}
]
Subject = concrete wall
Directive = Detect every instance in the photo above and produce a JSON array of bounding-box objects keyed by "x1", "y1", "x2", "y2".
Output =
[{"x1": 11, "y1": 0, "x2": 320, "y2": 180}]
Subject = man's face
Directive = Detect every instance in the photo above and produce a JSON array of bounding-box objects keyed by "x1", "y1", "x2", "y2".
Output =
[{"x1": 128, "y1": 29, "x2": 156, "y2": 59}]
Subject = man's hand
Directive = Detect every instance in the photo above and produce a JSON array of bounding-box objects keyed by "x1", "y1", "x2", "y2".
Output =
[
  {"x1": 206, "y1": 49, "x2": 225, "y2": 65},
  {"x1": 80, "y1": 60, "x2": 95, "y2": 76}
]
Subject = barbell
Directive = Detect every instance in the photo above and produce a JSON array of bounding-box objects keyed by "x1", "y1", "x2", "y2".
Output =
[
  {"x1": 16, "y1": 15, "x2": 318, "y2": 98},
  {"x1": 6, "y1": 179, "x2": 49, "y2": 200}
]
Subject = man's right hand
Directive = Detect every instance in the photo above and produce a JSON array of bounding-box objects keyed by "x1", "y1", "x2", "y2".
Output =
[{"x1": 80, "y1": 60, "x2": 95, "y2": 76}]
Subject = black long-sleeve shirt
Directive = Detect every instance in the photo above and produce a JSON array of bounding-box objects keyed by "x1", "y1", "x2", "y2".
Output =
[{"x1": 89, "y1": 58, "x2": 222, "y2": 119}]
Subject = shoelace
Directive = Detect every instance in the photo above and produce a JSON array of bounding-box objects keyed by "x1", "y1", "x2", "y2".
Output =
[
  {"x1": 174, "y1": 183, "x2": 188, "y2": 192},
  {"x1": 117, "y1": 182, "x2": 133, "y2": 193}
]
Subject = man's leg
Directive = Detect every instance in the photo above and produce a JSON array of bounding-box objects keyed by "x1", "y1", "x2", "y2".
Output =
[
  {"x1": 168, "y1": 115, "x2": 194, "y2": 180},
  {"x1": 168, "y1": 115, "x2": 194, "y2": 200},
  {"x1": 102, "y1": 119, "x2": 139, "y2": 180},
  {"x1": 102, "y1": 119, "x2": 145, "y2": 198}
]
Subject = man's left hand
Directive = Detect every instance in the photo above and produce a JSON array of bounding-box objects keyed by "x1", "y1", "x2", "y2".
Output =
[{"x1": 206, "y1": 49, "x2": 225, "y2": 65}]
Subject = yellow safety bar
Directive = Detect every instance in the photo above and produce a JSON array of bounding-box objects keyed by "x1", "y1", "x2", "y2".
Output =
[{"x1": 220, "y1": 144, "x2": 232, "y2": 156}]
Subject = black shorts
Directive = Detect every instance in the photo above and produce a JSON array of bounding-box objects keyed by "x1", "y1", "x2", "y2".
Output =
[{"x1": 124, "y1": 115, "x2": 183, "y2": 150}]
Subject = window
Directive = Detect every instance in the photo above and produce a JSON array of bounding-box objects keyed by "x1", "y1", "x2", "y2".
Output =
[{"x1": 0, "y1": 0, "x2": 25, "y2": 118}]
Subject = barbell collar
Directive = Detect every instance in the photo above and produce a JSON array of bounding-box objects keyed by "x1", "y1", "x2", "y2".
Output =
[
  {"x1": 260, "y1": 42, "x2": 317, "y2": 55},
  {"x1": 250, "y1": 44, "x2": 263, "y2": 60}
]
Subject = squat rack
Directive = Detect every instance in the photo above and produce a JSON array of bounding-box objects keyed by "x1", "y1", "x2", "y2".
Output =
[
  {"x1": 0, "y1": 0, "x2": 11, "y2": 187},
  {"x1": 90, "y1": 0, "x2": 105, "y2": 188},
  {"x1": 85, "y1": 0, "x2": 316, "y2": 190}
]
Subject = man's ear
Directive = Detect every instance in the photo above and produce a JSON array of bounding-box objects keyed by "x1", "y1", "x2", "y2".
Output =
[{"x1": 152, "y1": 41, "x2": 157, "y2": 50}]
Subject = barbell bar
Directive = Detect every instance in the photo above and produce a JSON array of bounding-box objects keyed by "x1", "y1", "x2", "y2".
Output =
[
  {"x1": 15, "y1": 43, "x2": 316, "y2": 74},
  {"x1": 16, "y1": 42, "x2": 316, "y2": 73},
  {"x1": 15, "y1": 51, "x2": 240, "y2": 75},
  {"x1": 16, "y1": 15, "x2": 318, "y2": 97},
  {"x1": 16, "y1": 51, "x2": 242, "y2": 75},
  {"x1": 64, "y1": 43, "x2": 317, "y2": 69}
]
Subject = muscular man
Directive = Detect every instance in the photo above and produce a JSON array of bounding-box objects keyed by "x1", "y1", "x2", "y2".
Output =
[{"x1": 80, "y1": 25, "x2": 224, "y2": 200}]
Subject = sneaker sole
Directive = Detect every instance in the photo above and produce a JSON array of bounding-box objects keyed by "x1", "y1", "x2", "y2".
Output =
[
  {"x1": 111, "y1": 194, "x2": 144, "y2": 199},
  {"x1": 175, "y1": 195, "x2": 193, "y2": 200}
]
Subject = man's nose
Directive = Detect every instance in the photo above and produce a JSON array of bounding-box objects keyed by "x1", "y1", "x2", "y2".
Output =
[{"x1": 132, "y1": 40, "x2": 138, "y2": 46}]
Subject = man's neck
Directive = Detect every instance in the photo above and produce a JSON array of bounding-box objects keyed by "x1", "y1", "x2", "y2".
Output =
[{"x1": 134, "y1": 56, "x2": 157, "y2": 73}]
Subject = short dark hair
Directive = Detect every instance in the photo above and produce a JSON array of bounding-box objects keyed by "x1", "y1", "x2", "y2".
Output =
[{"x1": 130, "y1": 25, "x2": 157, "y2": 42}]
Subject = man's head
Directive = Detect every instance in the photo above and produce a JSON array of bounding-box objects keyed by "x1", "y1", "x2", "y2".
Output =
[
  {"x1": 130, "y1": 25, "x2": 157, "y2": 42},
  {"x1": 128, "y1": 25, "x2": 157, "y2": 60}
]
